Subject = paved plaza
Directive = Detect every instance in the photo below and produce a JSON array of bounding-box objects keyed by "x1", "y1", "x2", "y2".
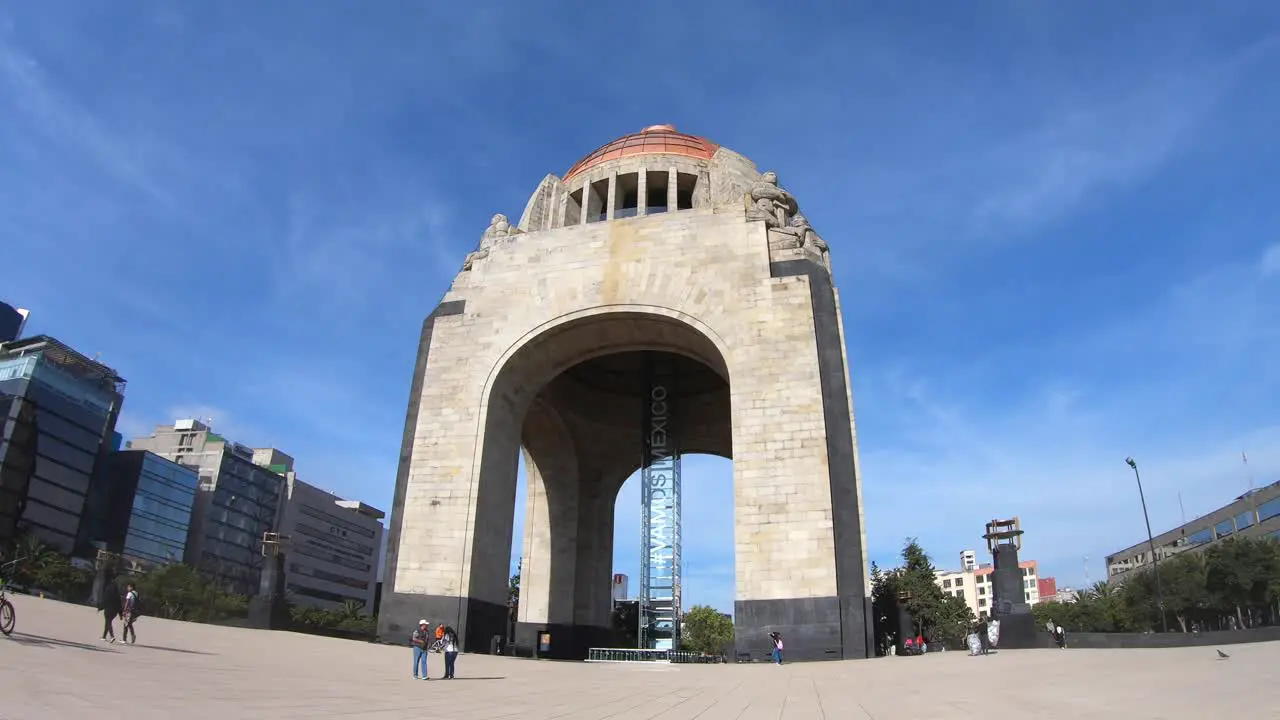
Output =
[{"x1": 2, "y1": 598, "x2": 1278, "y2": 719}]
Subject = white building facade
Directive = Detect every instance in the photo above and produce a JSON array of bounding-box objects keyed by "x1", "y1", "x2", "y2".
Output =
[{"x1": 934, "y1": 550, "x2": 1041, "y2": 620}]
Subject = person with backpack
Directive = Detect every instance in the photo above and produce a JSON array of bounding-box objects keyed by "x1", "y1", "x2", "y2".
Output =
[
  {"x1": 411, "y1": 619, "x2": 431, "y2": 680},
  {"x1": 441, "y1": 625, "x2": 459, "y2": 679},
  {"x1": 768, "y1": 631, "x2": 784, "y2": 664},
  {"x1": 97, "y1": 580, "x2": 122, "y2": 643},
  {"x1": 121, "y1": 583, "x2": 139, "y2": 645}
]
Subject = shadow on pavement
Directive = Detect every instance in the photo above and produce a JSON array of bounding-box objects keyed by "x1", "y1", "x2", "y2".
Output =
[
  {"x1": 130, "y1": 643, "x2": 214, "y2": 655},
  {"x1": 447, "y1": 677, "x2": 506, "y2": 680},
  {"x1": 5, "y1": 633, "x2": 213, "y2": 655},
  {"x1": 7, "y1": 632, "x2": 119, "y2": 653}
]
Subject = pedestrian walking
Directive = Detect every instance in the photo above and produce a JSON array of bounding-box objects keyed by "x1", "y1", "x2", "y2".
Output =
[
  {"x1": 442, "y1": 625, "x2": 459, "y2": 679},
  {"x1": 768, "y1": 631, "x2": 784, "y2": 664},
  {"x1": 98, "y1": 580, "x2": 121, "y2": 643},
  {"x1": 412, "y1": 619, "x2": 431, "y2": 680},
  {"x1": 120, "y1": 583, "x2": 139, "y2": 645}
]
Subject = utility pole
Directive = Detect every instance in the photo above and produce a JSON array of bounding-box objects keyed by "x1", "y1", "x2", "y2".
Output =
[{"x1": 1125, "y1": 457, "x2": 1169, "y2": 633}]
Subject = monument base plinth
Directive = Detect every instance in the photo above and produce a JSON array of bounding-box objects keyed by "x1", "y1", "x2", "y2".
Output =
[{"x1": 993, "y1": 612, "x2": 1039, "y2": 650}]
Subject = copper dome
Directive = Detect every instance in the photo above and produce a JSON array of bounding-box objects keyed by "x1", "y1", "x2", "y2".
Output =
[{"x1": 563, "y1": 125, "x2": 719, "y2": 181}]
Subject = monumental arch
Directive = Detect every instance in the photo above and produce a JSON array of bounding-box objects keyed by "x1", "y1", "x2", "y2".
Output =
[{"x1": 378, "y1": 125, "x2": 873, "y2": 662}]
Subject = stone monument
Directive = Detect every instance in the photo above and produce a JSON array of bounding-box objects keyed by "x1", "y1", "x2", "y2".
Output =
[
  {"x1": 983, "y1": 517, "x2": 1039, "y2": 649},
  {"x1": 378, "y1": 125, "x2": 873, "y2": 661}
]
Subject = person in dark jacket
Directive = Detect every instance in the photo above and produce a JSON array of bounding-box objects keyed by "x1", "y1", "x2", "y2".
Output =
[{"x1": 98, "y1": 581, "x2": 121, "y2": 643}]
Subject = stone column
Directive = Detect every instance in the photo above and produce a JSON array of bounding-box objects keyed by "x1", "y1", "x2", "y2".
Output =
[
  {"x1": 580, "y1": 176, "x2": 591, "y2": 225},
  {"x1": 667, "y1": 166, "x2": 678, "y2": 211},
  {"x1": 605, "y1": 172, "x2": 617, "y2": 221},
  {"x1": 637, "y1": 167, "x2": 648, "y2": 217}
]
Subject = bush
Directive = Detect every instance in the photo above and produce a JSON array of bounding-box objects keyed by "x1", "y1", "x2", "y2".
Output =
[{"x1": 288, "y1": 599, "x2": 376, "y2": 638}]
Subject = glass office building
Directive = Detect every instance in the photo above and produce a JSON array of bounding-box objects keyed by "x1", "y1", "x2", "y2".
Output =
[
  {"x1": 200, "y1": 450, "x2": 284, "y2": 594},
  {"x1": 101, "y1": 450, "x2": 198, "y2": 565},
  {"x1": 0, "y1": 392, "x2": 38, "y2": 546},
  {"x1": 0, "y1": 302, "x2": 28, "y2": 343},
  {"x1": 0, "y1": 337, "x2": 124, "y2": 554}
]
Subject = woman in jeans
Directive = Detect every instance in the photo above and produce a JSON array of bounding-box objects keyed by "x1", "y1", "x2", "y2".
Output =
[
  {"x1": 768, "y1": 632, "x2": 784, "y2": 664},
  {"x1": 442, "y1": 626, "x2": 460, "y2": 679}
]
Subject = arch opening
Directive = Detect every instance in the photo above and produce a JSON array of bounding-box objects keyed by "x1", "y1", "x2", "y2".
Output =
[{"x1": 471, "y1": 311, "x2": 732, "y2": 658}]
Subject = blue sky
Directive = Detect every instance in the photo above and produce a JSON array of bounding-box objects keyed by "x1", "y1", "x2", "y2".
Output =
[{"x1": 4, "y1": 2, "x2": 1279, "y2": 615}]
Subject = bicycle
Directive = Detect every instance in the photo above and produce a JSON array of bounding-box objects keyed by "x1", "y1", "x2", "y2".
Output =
[{"x1": 1, "y1": 556, "x2": 22, "y2": 636}]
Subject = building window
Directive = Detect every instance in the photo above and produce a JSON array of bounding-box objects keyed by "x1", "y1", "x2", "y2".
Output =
[
  {"x1": 614, "y1": 173, "x2": 639, "y2": 219},
  {"x1": 978, "y1": 586, "x2": 986, "y2": 596},
  {"x1": 588, "y1": 179, "x2": 609, "y2": 222},
  {"x1": 1215, "y1": 519, "x2": 1235, "y2": 539},
  {"x1": 943, "y1": 579, "x2": 952, "y2": 588},
  {"x1": 1234, "y1": 510, "x2": 1255, "y2": 532},
  {"x1": 675, "y1": 172, "x2": 697, "y2": 210},
  {"x1": 1259, "y1": 497, "x2": 1280, "y2": 523},
  {"x1": 954, "y1": 577, "x2": 964, "y2": 586},
  {"x1": 645, "y1": 170, "x2": 669, "y2": 213},
  {"x1": 1024, "y1": 591, "x2": 1031, "y2": 602},
  {"x1": 979, "y1": 599, "x2": 987, "y2": 608},
  {"x1": 565, "y1": 190, "x2": 583, "y2": 225},
  {"x1": 955, "y1": 590, "x2": 965, "y2": 600}
]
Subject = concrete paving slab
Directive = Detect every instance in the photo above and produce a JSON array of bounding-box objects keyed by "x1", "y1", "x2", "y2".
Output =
[{"x1": 1, "y1": 597, "x2": 1278, "y2": 719}]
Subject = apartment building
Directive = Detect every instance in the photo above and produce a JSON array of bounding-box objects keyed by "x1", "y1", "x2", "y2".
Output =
[{"x1": 935, "y1": 551, "x2": 1041, "y2": 619}]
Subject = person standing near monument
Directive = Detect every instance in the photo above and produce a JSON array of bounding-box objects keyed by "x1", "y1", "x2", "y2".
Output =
[
  {"x1": 768, "y1": 632, "x2": 784, "y2": 664},
  {"x1": 412, "y1": 619, "x2": 431, "y2": 680},
  {"x1": 441, "y1": 625, "x2": 459, "y2": 679}
]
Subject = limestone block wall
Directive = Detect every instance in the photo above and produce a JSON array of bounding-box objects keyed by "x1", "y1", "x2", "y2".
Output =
[{"x1": 393, "y1": 204, "x2": 853, "y2": 635}]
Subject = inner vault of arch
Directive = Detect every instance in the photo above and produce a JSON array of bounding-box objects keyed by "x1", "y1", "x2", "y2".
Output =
[{"x1": 473, "y1": 314, "x2": 731, "y2": 655}]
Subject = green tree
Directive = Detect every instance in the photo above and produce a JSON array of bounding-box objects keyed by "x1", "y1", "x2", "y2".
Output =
[
  {"x1": 1205, "y1": 536, "x2": 1280, "y2": 628},
  {"x1": 681, "y1": 605, "x2": 734, "y2": 655},
  {"x1": 878, "y1": 539, "x2": 973, "y2": 644},
  {"x1": 611, "y1": 601, "x2": 640, "y2": 647},
  {"x1": 1121, "y1": 552, "x2": 1209, "y2": 632}
]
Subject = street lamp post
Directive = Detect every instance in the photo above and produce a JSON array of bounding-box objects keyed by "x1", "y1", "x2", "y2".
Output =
[{"x1": 1124, "y1": 457, "x2": 1169, "y2": 633}]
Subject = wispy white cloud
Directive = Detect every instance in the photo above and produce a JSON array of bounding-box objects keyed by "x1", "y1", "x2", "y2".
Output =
[
  {"x1": 0, "y1": 27, "x2": 172, "y2": 204},
  {"x1": 1261, "y1": 243, "x2": 1280, "y2": 277},
  {"x1": 860, "y1": 250, "x2": 1280, "y2": 584}
]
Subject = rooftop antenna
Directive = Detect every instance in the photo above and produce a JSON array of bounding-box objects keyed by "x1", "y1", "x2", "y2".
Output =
[
  {"x1": 1083, "y1": 556, "x2": 1090, "y2": 587},
  {"x1": 1178, "y1": 492, "x2": 1187, "y2": 525}
]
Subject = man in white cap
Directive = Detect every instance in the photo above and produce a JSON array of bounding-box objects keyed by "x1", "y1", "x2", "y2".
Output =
[{"x1": 412, "y1": 619, "x2": 431, "y2": 680}]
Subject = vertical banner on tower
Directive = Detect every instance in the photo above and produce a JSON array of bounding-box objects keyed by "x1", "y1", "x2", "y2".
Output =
[{"x1": 640, "y1": 351, "x2": 682, "y2": 650}]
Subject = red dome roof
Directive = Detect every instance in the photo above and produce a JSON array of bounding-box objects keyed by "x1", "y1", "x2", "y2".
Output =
[{"x1": 564, "y1": 125, "x2": 719, "y2": 180}]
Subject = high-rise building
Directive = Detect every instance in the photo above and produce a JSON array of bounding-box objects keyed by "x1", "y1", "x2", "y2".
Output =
[
  {"x1": 0, "y1": 302, "x2": 30, "y2": 343},
  {"x1": 127, "y1": 419, "x2": 285, "y2": 595},
  {"x1": 612, "y1": 573, "x2": 629, "y2": 605},
  {"x1": 275, "y1": 475, "x2": 384, "y2": 613},
  {"x1": 1105, "y1": 479, "x2": 1280, "y2": 581},
  {"x1": 0, "y1": 391, "x2": 38, "y2": 546},
  {"x1": 95, "y1": 450, "x2": 199, "y2": 566},
  {"x1": 0, "y1": 336, "x2": 124, "y2": 554}
]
